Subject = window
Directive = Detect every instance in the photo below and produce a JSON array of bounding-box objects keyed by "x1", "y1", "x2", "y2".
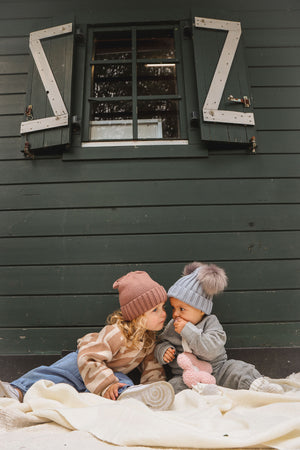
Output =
[
  {"x1": 83, "y1": 25, "x2": 186, "y2": 142},
  {"x1": 20, "y1": 18, "x2": 256, "y2": 151}
]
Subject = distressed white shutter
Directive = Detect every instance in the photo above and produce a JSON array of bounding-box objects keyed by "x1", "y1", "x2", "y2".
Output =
[
  {"x1": 193, "y1": 16, "x2": 256, "y2": 144},
  {"x1": 21, "y1": 21, "x2": 74, "y2": 150}
]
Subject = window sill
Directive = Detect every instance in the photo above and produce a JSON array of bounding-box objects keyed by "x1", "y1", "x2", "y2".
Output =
[
  {"x1": 63, "y1": 140, "x2": 208, "y2": 160},
  {"x1": 81, "y1": 140, "x2": 189, "y2": 147}
]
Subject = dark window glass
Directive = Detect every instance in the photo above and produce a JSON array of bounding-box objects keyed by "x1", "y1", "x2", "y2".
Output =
[
  {"x1": 93, "y1": 31, "x2": 131, "y2": 60},
  {"x1": 92, "y1": 64, "x2": 132, "y2": 97},
  {"x1": 137, "y1": 63, "x2": 177, "y2": 96},
  {"x1": 136, "y1": 29, "x2": 175, "y2": 59}
]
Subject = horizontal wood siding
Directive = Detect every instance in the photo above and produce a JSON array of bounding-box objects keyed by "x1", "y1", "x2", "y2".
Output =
[{"x1": 0, "y1": 0, "x2": 299, "y2": 358}]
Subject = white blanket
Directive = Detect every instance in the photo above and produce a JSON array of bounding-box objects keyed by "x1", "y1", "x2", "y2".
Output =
[{"x1": 1, "y1": 374, "x2": 300, "y2": 450}]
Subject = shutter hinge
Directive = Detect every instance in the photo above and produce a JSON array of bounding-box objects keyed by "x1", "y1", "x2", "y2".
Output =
[
  {"x1": 21, "y1": 141, "x2": 35, "y2": 159},
  {"x1": 249, "y1": 136, "x2": 257, "y2": 154},
  {"x1": 190, "y1": 111, "x2": 199, "y2": 127},
  {"x1": 183, "y1": 26, "x2": 193, "y2": 38},
  {"x1": 72, "y1": 115, "x2": 81, "y2": 133},
  {"x1": 75, "y1": 26, "x2": 85, "y2": 43}
]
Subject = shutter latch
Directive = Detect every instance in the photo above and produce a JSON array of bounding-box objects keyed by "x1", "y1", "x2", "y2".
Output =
[{"x1": 228, "y1": 95, "x2": 250, "y2": 107}]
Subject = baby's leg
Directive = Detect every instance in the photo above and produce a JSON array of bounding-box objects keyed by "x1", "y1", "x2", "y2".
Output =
[
  {"x1": 11, "y1": 351, "x2": 87, "y2": 397},
  {"x1": 168, "y1": 375, "x2": 189, "y2": 394},
  {"x1": 214, "y1": 359, "x2": 261, "y2": 390}
]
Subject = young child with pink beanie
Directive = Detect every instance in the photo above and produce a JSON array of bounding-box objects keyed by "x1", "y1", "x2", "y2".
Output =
[
  {"x1": 0, "y1": 271, "x2": 175, "y2": 410},
  {"x1": 155, "y1": 262, "x2": 285, "y2": 395}
]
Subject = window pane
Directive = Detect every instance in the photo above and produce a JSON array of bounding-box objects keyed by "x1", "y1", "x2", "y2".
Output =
[
  {"x1": 92, "y1": 64, "x2": 132, "y2": 97},
  {"x1": 138, "y1": 100, "x2": 180, "y2": 139},
  {"x1": 137, "y1": 63, "x2": 177, "y2": 96},
  {"x1": 93, "y1": 31, "x2": 131, "y2": 60},
  {"x1": 136, "y1": 29, "x2": 175, "y2": 59},
  {"x1": 90, "y1": 101, "x2": 132, "y2": 140}
]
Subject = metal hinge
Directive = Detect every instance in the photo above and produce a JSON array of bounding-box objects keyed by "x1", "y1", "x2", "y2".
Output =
[{"x1": 228, "y1": 95, "x2": 251, "y2": 108}]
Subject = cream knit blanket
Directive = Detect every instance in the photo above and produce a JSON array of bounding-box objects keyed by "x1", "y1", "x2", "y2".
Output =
[{"x1": 1, "y1": 374, "x2": 300, "y2": 450}]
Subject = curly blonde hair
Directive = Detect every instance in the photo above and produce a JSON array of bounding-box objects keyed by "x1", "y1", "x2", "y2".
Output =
[{"x1": 106, "y1": 309, "x2": 156, "y2": 349}]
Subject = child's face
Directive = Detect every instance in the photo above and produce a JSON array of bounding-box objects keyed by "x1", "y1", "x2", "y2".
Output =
[
  {"x1": 143, "y1": 301, "x2": 167, "y2": 331},
  {"x1": 170, "y1": 297, "x2": 205, "y2": 325}
]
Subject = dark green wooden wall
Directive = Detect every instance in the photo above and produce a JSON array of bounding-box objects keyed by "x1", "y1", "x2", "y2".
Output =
[{"x1": 0, "y1": 0, "x2": 299, "y2": 359}]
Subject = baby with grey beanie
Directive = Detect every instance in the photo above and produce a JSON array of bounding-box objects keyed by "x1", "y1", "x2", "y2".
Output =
[
  {"x1": 167, "y1": 261, "x2": 228, "y2": 314},
  {"x1": 155, "y1": 261, "x2": 285, "y2": 395}
]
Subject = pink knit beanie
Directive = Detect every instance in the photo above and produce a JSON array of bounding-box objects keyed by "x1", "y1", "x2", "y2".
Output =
[{"x1": 113, "y1": 271, "x2": 167, "y2": 321}]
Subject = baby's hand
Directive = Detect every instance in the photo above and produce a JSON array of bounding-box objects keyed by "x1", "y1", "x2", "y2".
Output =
[
  {"x1": 163, "y1": 347, "x2": 176, "y2": 363},
  {"x1": 174, "y1": 317, "x2": 188, "y2": 334},
  {"x1": 103, "y1": 382, "x2": 126, "y2": 400}
]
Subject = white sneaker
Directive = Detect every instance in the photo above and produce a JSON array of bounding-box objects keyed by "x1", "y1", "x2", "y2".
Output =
[
  {"x1": 118, "y1": 381, "x2": 175, "y2": 410},
  {"x1": 0, "y1": 381, "x2": 21, "y2": 400},
  {"x1": 250, "y1": 377, "x2": 284, "y2": 394},
  {"x1": 193, "y1": 383, "x2": 222, "y2": 396}
]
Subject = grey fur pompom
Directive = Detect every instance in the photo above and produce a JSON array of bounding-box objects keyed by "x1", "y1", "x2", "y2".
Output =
[
  {"x1": 182, "y1": 261, "x2": 203, "y2": 276},
  {"x1": 182, "y1": 261, "x2": 227, "y2": 296},
  {"x1": 197, "y1": 264, "x2": 228, "y2": 296}
]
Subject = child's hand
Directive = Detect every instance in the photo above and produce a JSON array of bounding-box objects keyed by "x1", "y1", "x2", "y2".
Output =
[
  {"x1": 174, "y1": 317, "x2": 188, "y2": 334},
  {"x1": 103, "y1": 382, "x2": 126, "y2": 400},
  {"x1": 163, "y1": 347, "x2": 176, "y2": 363}
]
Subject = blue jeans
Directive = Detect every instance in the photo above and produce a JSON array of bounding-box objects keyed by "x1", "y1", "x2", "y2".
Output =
[{"x1": 11, "y1": 351, "x2": 134, "y2": 395}]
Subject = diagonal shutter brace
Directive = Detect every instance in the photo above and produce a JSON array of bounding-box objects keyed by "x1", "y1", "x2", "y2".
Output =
[
  {"x1": 195, "y1": 17, "x2": 255, "y2": 126},
  {"x1": 20, "y1": 23, "x2": 72, "y2": 134}
]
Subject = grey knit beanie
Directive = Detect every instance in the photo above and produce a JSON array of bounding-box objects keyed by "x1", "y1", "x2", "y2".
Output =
[{"x1": 167, "y1": 262, "x2": 227, "y2": 315}]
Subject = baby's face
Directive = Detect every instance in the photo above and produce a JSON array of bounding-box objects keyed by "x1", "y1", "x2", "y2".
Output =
[{"x1": 169, "y1": 297, "x2": 205, "y2": 325}]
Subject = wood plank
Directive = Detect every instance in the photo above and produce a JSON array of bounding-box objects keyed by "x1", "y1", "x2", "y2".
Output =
[
  {"x1": 0, "y1": 94, "x2": 25, "y2": 115},
  {"x1": 0, "y1": 260, "x2": 299, "y2": 295},
  {"x1": 0, "y1": 37, "x2": 28, "y2": 55},
  {"x1": 0, "y1": 0, "x2": 297, "y2": 21},
  {"x1": 250, "y1": 67, "x2": 300, "y2": 87},
  {"x1": 255, "y1": 109, "x2": 300, "y2": 131},
  {"x1": 0, "y1": 179, "x2": 299, "y2": 211},
  {"x1": 257, "y1": 130, "x2": 300, "y2": 153},
  {"x1": 0, "y1": 295, "x2": 118, "y2": 327},
  {"x1": 0, "y1": 55, "x2": 29, "y2": 74},
  {"x1": 253, "y1": 87, "x2": 300, "y2": 108},
  {"x1": 215, "y1": 290, "x2": 300, "y2": 323},
  {"x1": 0, "y1": 115, "x2": 23, "y2": 137},
  {"x1": 1, "y1": 155, "x2": 300, "y2": 185},
  {"x1": 227, "y1": 348, "x2": 300, "y2": 379},
  {"x1": 0, "y1": 137, "x2": 23, "y2": 160},
  {"x1": 246, "y1": 48, "x2": 300, "y2": 67},
  {"x1": 0, "y1": 322, "x2": 298, "y2": 354},
  {"x1": 244, "y1": 28, "x2": 300, "y2": 47},
  {"x1": 0, "y1": 290, "x2": 299, "y2": 327},
  {"x1": 42, "y1": 28, "x2": 73, "y2": 148},
  {"x1": 240, "y1": 10, "x2": 300, "y2": 28},
  {"x1": 0, "y1": 2, "x2": 68, "y2": 19},
  {"x1": 0, "y1": 327, "x2": 92, "y2": 354},
  {"x1": 1, "y1": 231, "x2": 299, "y2": 265},
  {"x1": 0, "y1": 18, "x2": 51, "y2": 37},
  {"x1": 0, "y1": 75, "x2": 27, "y2": 94},
  {"x1": 225, "y1": 323, "x2": 300, "y2": 348},
  {"x1": 1, "y1": 204, "x2": 299, "y2": 237}
]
